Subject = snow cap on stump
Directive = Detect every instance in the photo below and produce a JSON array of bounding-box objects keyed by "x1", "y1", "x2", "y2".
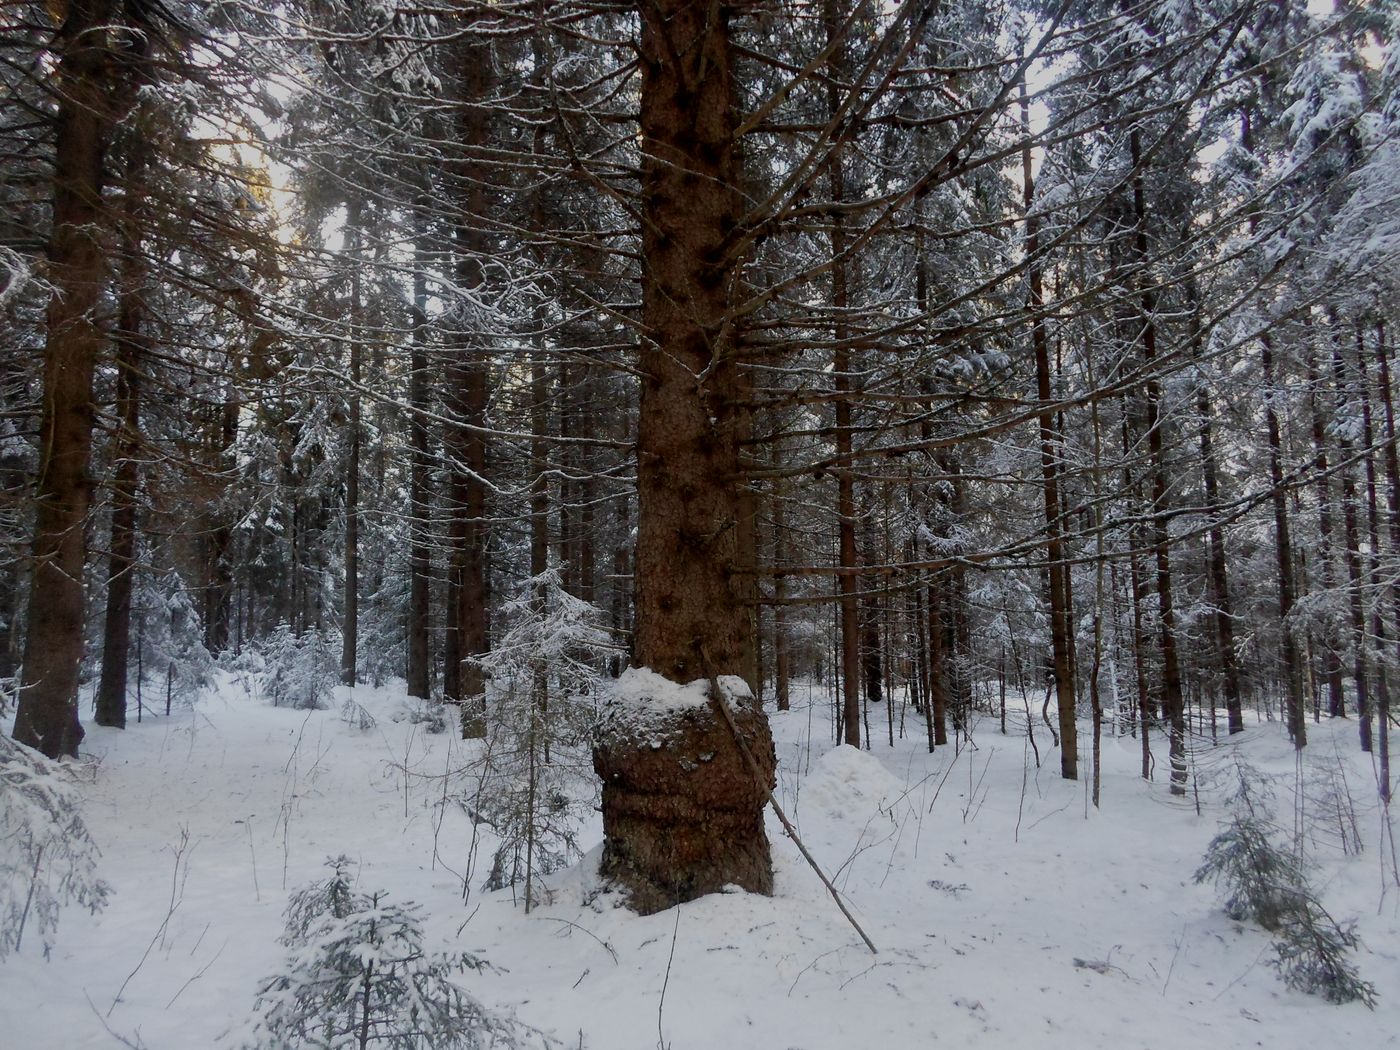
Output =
[{"x1": 592, "y1": 667, "x2": 775, "y2": 914}]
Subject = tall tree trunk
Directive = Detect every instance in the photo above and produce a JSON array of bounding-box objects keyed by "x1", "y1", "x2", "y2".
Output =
[
  {"x1": 1359, "y1": 336, "x2": 1390, "y2": 764},
  {"x1": 825, "y1": 0, "x2": 861, "y2": 749},
  {"x1": 1306, "y1": 348, "x2": 1344, "y2": 717},
  {"x1": 592, "y1": 0, "x2": 774, "y2": 914},
  {"x1": 1192, "y1": 319, "x2": 1244, "y2": 732},
  {"x1": 927, "y1": 573, "x2": 949, "y2": 748},
  {"x1": 405, "y1": 203, "x2": 432, "y2": 700},
  {"x1": 15, "y1": 1, "x2": 120, "y2": 758},
  {"x1": 1261, "y1": 334, "x2": 1307, "y2": 749},
  {"x1": 771, "y1": 435, "x2": 791, "y2": 712},
  {"x1": 1335, "y1": 342, "x2": 1373, "y2": 751},
  {"x1": 1121, "y1": 401, "x2": 1154, "y2": 780},
  {"x1": 1130, "y1": 130, "x2": 1187, "y2": 791},
  {"x1": 1023, "y1": 73, "x2": 1076, "y2": 779},
  {"x1": 446, "y1": 38, "x2": 492, "y2": 734},
  {"x1": 95, "y1": 134, "x2": 148, "y2": 730},
  {"x1": 1371, "y1": 320, "x2": 1395, "y2": 801},
  {"x1": 340, "y1": 205, "x2": 362, "y2": 686}
]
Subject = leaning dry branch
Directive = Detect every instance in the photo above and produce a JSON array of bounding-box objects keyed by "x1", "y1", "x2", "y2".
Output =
[{"x1": 700, "y1": 650, "x2": 878, "y2": 955}]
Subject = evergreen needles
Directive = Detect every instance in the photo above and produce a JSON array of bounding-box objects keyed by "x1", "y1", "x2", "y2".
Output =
[
  {"x1": 242, "y1": 856, "x2": 545, "y2": 1049},
  {"x1": 1194, "y1": 764, "x2": 1376, "y2": 1008}
]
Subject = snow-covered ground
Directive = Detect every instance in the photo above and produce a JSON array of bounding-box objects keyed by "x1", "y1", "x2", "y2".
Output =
[{"x1": 3, "y1": 673, "x2": 1397, "y2": 1048}]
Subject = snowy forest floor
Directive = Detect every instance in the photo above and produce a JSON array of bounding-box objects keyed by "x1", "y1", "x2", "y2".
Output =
[{"x1": 4, "y1": 673, "x2": 1399, "y2": 1049}]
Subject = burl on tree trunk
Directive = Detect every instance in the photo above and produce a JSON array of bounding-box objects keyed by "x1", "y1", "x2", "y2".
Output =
[
  {"x1": 590, "y1": 0, "x2": 774, "y2": 911},
  {"x1": 594, "y1": 672, "x2": 774, "y2": 914}
]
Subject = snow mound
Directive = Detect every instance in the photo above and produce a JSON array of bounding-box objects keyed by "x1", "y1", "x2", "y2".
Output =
[{"x1": 800, "y1": 744, "x2": 905, "y2": 817}]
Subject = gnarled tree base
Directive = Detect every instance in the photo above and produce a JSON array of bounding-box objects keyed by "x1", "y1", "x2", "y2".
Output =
[{"x1": 592, "y1": 673, "x2": 775, "y2": 914}]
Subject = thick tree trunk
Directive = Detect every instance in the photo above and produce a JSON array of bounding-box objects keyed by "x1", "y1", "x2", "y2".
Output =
[
  {"x1": 926, "y1": 574, "x2": 949, "y2": 748},
  {"x1": 1359, "y1": 338, "x2": 1389, "y2": 760},
  {"x1": 824, "y1": 0, "x2": 861, "y2": 749},
  {"x1": 593, "y1": 0, "x2": 773, "y2": 913},
  {"x1": 1336, "y1": 340, "x2": 1373, "y2": 751},
  {"x1": 14, "y1": 1, "x2": 119, "y2": 758}
]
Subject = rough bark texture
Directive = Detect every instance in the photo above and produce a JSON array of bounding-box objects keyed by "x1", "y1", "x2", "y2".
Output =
[
  {"x1": 594, "y1": 683, "x2": 775, "y2": 913},
  {"x1": 592, "y1": 0, "x2": 774, "y2": 912},
  {"x1": 14, "y1": 0, "x2": 118, "y2": 758}
]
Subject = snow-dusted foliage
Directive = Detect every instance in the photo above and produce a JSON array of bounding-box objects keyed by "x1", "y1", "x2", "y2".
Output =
[
  {"x1": 259, "y1": 624, "x2": 339, "y2": 710},
  {"x1": 0, "y1": 719, "x2": 109, "y2": 959},
  {"x1": 241, "y1": 856, "x2": 544, "y2": 1049},
  {"x1": 1195, "y1": 763, "x2": 1376, "y2": 1007},
  {"x1": 1194, "y1": 768, "x2": 1309, "y2": 930},
  {"x1": 467, "y1": 570, "x2": 607, "y2": 907},
  {"x1": 132, "y1": 571, "x2": 217, "y2": 706},
  {"x1": 1271, "y1": 897, "x2": 1376, "y2": 1007}
]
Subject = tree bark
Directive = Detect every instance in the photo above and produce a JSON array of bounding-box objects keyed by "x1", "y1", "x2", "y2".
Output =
[
  {"x1": 15, "y1": 0, "x2": 120, "y2": 758},
  {"x1": 446, "y1": 38, "x2": 492, "y2": 734},
  {"x1": 593, "y1": 0, "x2": 774, "y2": 913},
  {"x1": 1306, "y1": 348, "x2": 1344, "y2": 718},
  {"x1": 1192, "y1": 316, "x2": 1244, "y2": 732},
  {"x1": 95, "y1": 135, "x2": 149, "y2": 730},
  {"x1": 1370, "y1": 320, "x2": 1395, "y2": 801}
]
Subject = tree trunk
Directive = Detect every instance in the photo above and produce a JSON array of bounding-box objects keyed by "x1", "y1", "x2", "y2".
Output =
[
  {"x1": 340, "y1": 205, "x2": 362, "y2": 686},
  {"x1": 95, "y1": 139, "x2": 148, "y2": 730},
  {"x1": 1371, "y1": 320, "x2": 1395, "y2": 801},
  {"x1": 592, "y1": 0, "x2": 773, "y2": 913},
  {"x1": 1023, "y1": 75, "x2": 1076, "y2": 779},
  {"x1": 822, "y1": 0, "x2": 861, "y2": 749},
  {"x1": 1129, "y1": 130, "x2": 1187, "y2": 792},
  {"x1": 406, "y1": 203, "x2": 432, "y2": 700},
  {"x1": 1306, "y1": 348, "x2": 1345, "y2": 717},
  {"x1": 1335, "y1": 342, "x2": 1373, "y2": 751},
  {"x1": 771, "y1": 437, "x2": 791, "y2": 712},
  {"x1": 1192, "y1": 318, "x2": 1244, "y2": 732},
  {"x1": 14, "y1": 0, "x2": 120, "y2": 758},
  {"x1": 1261, "y1": 335, "x2": 1307, "y2": 749},
  {"x1": 447, "y1": 39, "x2": 492, "y2": 734}
]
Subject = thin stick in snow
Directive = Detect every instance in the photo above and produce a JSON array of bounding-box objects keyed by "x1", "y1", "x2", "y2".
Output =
[{"x1": 701, "y1": 654, "x2": 878, "y2": 954}]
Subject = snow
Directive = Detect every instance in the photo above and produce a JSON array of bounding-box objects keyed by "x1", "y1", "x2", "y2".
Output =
[
  {"x1": 598, "y1": 667, "x2": 753, "y2": 744},
  {"x1": 3, "y1": 675, "x2": 1398, "y2": 1049}
]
